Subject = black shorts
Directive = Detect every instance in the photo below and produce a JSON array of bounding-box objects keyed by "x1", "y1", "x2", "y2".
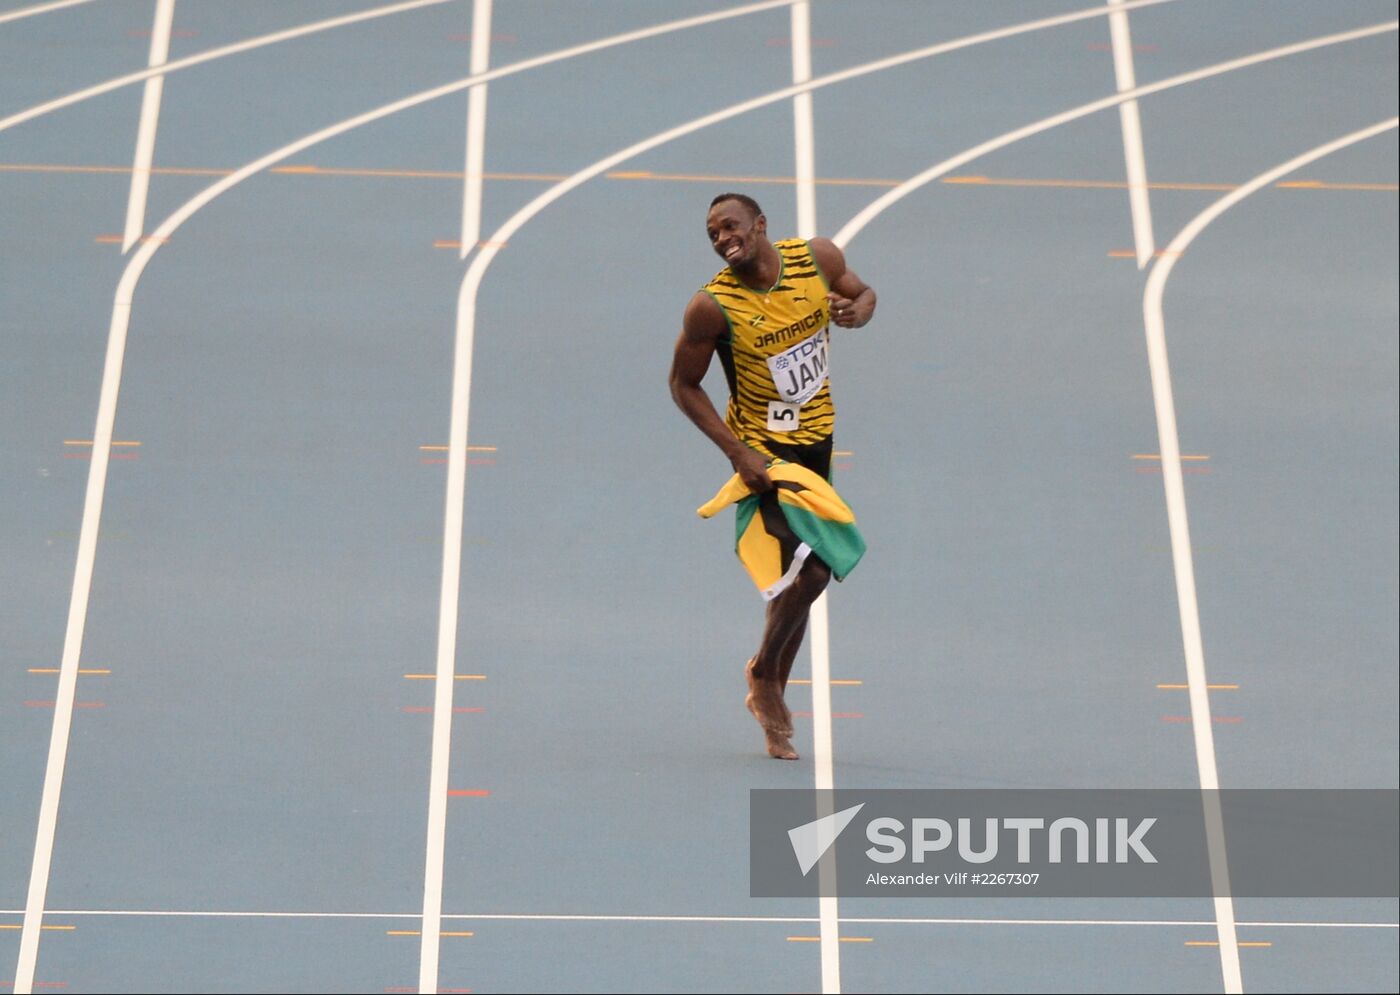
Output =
[{"x1": 758, "y1": 436, "x2": 833, "y2": 481}]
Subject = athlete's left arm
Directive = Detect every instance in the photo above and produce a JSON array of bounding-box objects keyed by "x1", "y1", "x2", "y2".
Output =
[{"x1": 809, "y1": 237, "x2": 876, "y2": 329}]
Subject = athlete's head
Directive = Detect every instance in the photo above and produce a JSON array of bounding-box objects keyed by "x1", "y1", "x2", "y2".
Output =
[{"x1": 707, "y1": 193, "x2": 768, "y2": 270}]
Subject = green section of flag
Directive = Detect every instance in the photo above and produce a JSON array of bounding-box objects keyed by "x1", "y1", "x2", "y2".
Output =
[{"x1": 780, "y1": 502, "x2": 865, "y2": 581}]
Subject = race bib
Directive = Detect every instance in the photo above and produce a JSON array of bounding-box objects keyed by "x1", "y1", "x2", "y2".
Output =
[
  {"x1": 767, "y1": 400, "x2": 800, "y2": 432},
  {"x1": 765, "y1": 329, "x2": 830, "y2": 405}
]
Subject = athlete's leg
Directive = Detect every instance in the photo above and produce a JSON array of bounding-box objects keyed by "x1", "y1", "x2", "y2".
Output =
[
  {"x1": 746, "y1": 556, "x2": 831, "y2": 758},
  {"x1": 775, "y1": 615, "x2": 808, "y2": 691},
  {"x1": 753, "y1": 555, "x2": 830, "y2": 680}
]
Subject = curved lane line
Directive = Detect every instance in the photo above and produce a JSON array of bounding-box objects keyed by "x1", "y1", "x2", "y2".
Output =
[
  {"x1": 434, "y1": 0, "x2": 1192, "y2": 990},
  {"x1": 1141, "y1": 114, "x2": 1396, "y2": 995},
  {"x1": 423, "y1": 0, "x2": 494, "y2": 979},
  {"x1": 12, "y1": 4, "x2": 809, "y2": 993},
  {"x1": 12, "y1": 1, "x2": 1378, "y2": 990},
  {"x1": 16, "y1": 3, "x2": 1199, "y2": 991},
  {"x1": 830, "y1": 20, "x2": 1398, "y2": 247},
  {"x1": 439, "y1": 18, "x2": 1391, "y2": 995},
  {"x1": 824, "y1": 24, "x2": 1393, "y2": 995},
  {"x1": 822, "y1": 26, "x2": 1393, "y2": 992},
  {"x1": 119, "y1": 0, "x2": 175, "y2": 253},
  {"x1": 1106, "y1": 0, "x2": 1156, "y2": 268},
  {"x1": 0, "y1": 0, "x2": 100, "y2": 27},
  {"x1": 455, "y1": 0, "x2": 492, "y2": 258},
  {"x1": 0, "y1": 0, "x2": 456, "y2": 135},
  {"x1": 433, "y1": 3, "x2": 1190, "y2": 990}
]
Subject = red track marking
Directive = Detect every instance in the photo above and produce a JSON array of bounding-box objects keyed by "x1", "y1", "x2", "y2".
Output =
[
  {"x1": 447, "y1": 789, "x2": 490, "y2": 797},
  {"x1": 1162, "y1": 715, "x2": 1243, "y2": 724},
  {"x1": 791, "y1": 711, "x2": 863, "y2": 719},
  {"x1": 95, "y1": 234, "x2": 169, "y2": 245}
]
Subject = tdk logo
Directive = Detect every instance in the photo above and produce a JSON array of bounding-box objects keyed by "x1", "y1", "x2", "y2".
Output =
[{"x1": 864, "y1": 817, "x2": 1158, "y2": 864}]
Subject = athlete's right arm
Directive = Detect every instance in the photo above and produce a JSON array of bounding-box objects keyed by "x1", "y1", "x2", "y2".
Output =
[{"x1": 670, "y1": 292, "x2": 773, "y2": 493}]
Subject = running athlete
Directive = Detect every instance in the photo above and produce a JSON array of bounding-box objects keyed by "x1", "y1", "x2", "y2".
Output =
[{"x1": 669, "y1": 193, "x2": 876, "y2": 760}]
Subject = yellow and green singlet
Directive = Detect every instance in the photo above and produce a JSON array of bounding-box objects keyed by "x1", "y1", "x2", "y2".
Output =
[{"x1": 702, "y1": 238, "x2": 835, "y2": 457}]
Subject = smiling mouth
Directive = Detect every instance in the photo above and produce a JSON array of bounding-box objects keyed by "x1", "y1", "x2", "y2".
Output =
[{"x1": 724, "y1": 243, "x2": 744, "y2": 261}]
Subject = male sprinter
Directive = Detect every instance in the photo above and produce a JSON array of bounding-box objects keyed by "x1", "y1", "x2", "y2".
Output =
[{"x1": 669, "y1": 193, "x2": 876, "y2": 760}]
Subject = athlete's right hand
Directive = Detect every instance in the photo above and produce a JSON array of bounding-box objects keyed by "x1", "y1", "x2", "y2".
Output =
[{"x1": 731, "y1": 448, "x2": 774, "y2": 493}]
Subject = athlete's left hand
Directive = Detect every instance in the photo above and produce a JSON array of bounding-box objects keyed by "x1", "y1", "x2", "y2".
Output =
[{"x1": 827, "y1": 291, "x2": 871, "y2": 328}]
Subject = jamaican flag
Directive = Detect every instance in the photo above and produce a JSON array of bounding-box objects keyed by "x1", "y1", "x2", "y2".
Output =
[{"x1": 697, "y1": 461, "x2": 866, "y2": 600}]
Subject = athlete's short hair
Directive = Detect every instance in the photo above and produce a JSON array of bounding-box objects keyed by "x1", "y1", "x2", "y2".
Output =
[{"x1": 710, "y1": 192, "x2": 763, "y2": 218}]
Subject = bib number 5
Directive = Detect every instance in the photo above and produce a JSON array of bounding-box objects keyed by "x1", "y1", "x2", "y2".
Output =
[{"x1": 767, "y1": 400, "x2": 801, "y2": 432}]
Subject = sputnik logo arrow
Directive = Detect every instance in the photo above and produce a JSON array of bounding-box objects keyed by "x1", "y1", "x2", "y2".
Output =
[{"x1": 788, "y1": 803, "x2": 865, "y2": 876}]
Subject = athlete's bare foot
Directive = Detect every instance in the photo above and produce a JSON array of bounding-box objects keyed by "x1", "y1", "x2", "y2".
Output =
[
  {"x1": 745, "y1": 657, "x2": 793, "y2": 737},
  {"x1": 764, "y1": 728, "x2": 799, "y2": 761}
]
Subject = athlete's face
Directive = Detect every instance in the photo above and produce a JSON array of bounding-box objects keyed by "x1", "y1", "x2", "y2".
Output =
[{"x1": 706, "y1": 200, "x2": 766, "y2": 269}]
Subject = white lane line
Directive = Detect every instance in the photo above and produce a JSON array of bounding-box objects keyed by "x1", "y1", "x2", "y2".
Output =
[
  {"x1": 12, "y1": 312, "x2": 136, "y2": 995},
  {"x1": 419, "y1": 234, "x2": 478, "y2": 995},
  {"x1": 456, "y1": 0, "x2": 492, "y2": 259},
  {"x1": 11, "y1": 4, "x2": 800, "y2": 993},
  {"x1": 9, "y1": 4, "x2": 1172, "y2": 987},
  {"x1": 831, "y1": 21, "x2": 1397, "y2": 248},
  {"x1": 1107, "y1": 0, "x2": 1156, "y2": 269},
  {"x1": 7, "y1": 0, "x2": 1172, "y2": 265},
  {"x1": 785, "y1": 6, "x2": 836, "y2": 991},
  {"x1": 0, "y1": 0, "x2": 98, "y2": 26},
  {"x1": 120, "y1": 0, "x2": 175, "y2": 254},
  {"x1": 435, "y1": 9, "x2": 1183, "y2": 987},
  {"x1": 821, "y1": 26, "x2": 1394, "y2": 994},
  {"x1": 422, "y1": 0, "x2": 493, "y2": 980},
  {"x1": 4, "y1": 8, "x2": 1380, "y2": 991},
  {"x1": 0, "y1": 0, "x2": 456, "y2": 136},
  {"x1": 1140, "y1": 114, "x2": 1397, "y2": 995},
  {"x1": 790, "y1": 0, "x2": 817, "y2": 238},
  {"x1": 70, "y1": 0, "x2": 799, "y2": 276},
  {"x1": 809, "y1": 596, "x2": 842, "y2": 992},
  {"x1": 8, "y1": 909, "x2": 1398, "y2": 929},
  {"x1": 824, "y1": 26, "x2": 1394, "y2": 995}
]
